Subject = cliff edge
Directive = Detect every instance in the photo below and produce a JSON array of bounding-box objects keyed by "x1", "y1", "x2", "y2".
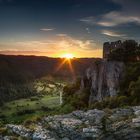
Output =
[{"x1": 81, "y1": 60, "x2": 125, "y2": 104}]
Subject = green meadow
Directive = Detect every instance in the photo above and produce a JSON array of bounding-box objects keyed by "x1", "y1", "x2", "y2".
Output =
[
  {"x1": 0, "y1": 95, "x2": 60, "y2": 125},
  {"x1": 0, "y1": 80, "x2": 64, "y2": 126}
]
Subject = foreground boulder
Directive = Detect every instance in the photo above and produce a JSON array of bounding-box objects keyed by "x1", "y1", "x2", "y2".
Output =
[{"x1": 1, "y1": 106, "x2": 140, "y2": 140}]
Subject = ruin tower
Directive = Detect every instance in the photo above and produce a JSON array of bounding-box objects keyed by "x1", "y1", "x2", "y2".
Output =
[
  {"x1": 103, "y1": 42, "x2": 111, "y2": 59},
  {"x1": 103, "y1": 40, "x2": 122, "y2": 59}
]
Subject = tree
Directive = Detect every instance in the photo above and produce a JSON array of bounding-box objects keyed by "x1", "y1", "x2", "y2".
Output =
[{"x1": 109, "y1": 40, "x2": 140, "y2": 62}]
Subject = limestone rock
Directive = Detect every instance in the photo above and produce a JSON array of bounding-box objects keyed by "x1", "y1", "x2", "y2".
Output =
[
  {"x1": 81, "y1": 60, "x2": 125, "y2": 104},
  {"x1": 4, "y1": 106, "x2": 140, "y2": 140},
  {"x1": 6, "y1": 124, "x2": 32, "y2": 138}
]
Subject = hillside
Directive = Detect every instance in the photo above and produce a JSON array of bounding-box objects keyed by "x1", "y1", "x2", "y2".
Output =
[
  {"x1": 0, "y1": 55, "x2": 98, "y2": 105},
  {"x1": 0, "y1": 55, "x2": 98, "y2": 80}
]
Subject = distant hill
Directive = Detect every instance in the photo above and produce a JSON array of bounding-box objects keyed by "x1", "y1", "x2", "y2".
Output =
[
  {"x1": 0, "y1": 54, "x2": 100, "y2": 104},
  {"x1": 0, "y1": 54, "x2": 99, "y2": 80}
]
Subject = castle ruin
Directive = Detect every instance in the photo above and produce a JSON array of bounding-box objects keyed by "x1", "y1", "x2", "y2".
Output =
[
  {"x1": 103, "y1": 40, "x2": 122, "y2": 59},
  {"x1": 103, "y1": 40, "x2": 140, "y2": 61}
]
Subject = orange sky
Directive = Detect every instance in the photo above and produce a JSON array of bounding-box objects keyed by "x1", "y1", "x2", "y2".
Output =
[{"x1": 0, "y1": 35, "x2": 103, "y2": 58}]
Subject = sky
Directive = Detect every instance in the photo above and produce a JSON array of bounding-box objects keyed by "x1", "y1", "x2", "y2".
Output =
[{"x1": 0, "y1": 0, "x2": 140, "y2": 58}]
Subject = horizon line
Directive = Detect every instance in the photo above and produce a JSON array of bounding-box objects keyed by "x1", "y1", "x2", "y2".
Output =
[{"x1": 0, "y1": 54, "x2": 102, "y2": 59}]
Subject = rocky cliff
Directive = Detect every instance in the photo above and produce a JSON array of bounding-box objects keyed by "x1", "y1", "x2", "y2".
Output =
[
  {"x1": 80, "y1": 60, "x2": 125, "y2": 104},
  {"x1": 3, "y1": 106, "x2": 140, "y2": 140}
]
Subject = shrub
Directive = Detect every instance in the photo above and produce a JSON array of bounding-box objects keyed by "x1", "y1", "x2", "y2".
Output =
[
  {"x1": 30, "y1": 97, "x2": 39, "y2": 101},
  {"x1": 59, "y1": 104, "x2": 75, "y2": 114},
  {"x1": 16, "y1": 109, "x2": 35, "y2": 116},
  {"x1": 0, "y1": 127, "x2": 7, "y2": 135},
  {"x1": 117, "y1": 96, "x2": 129, "y2": 106},
  {"x1": 0, "y1": 115, "x2": 6, "y2": 119},
  {"x1": 41, "y1": 106, "x2": 52, "y2": 111}
]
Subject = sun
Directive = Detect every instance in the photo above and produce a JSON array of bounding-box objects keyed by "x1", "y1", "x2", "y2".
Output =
[
  {"x1": 56, "y1": 53, "x2": 75, "y2": 78},
  {"x1": 61, "y1": 53, "x2": 74, "y2": 59}
]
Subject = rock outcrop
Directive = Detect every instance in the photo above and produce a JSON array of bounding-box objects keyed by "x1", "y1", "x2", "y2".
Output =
[
  {"x1": 80, "y1": 60, "x2": 125, "y2": 104},
  {"x1": 2, "y1": 106, "x2": 140, "y2": 140}
]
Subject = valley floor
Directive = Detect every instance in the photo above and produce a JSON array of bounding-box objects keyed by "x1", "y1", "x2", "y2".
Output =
[
  {"x1": 0, "y1": 79, "x2": 65, "y2": 126},
  {"x1": 0, "y1": 95, "x2": 60, "y2": 125}
]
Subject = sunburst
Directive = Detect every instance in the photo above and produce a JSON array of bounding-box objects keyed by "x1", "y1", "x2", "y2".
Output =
[
  {"x1": 55, "y1": 54, "x2": 75, "y2": 78},
  {"x1": 61, "y1": 53, "x2": 74, "y2": 59}
]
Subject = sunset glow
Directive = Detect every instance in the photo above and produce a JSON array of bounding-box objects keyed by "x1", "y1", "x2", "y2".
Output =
[
  {"x1": 61, "y1": 54, "x2": 74, "y2": 59},
  {"x1": 1, "y1": 0, "x2": 140, "y2": 134},
  {"x1": 55, "y1": 53, "x2": 75, "y2": 78}
]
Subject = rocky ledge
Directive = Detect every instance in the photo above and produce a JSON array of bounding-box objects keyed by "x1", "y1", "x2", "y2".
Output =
[{"x1": 1, "y1": 106, "x2": 140, "y2": 140}]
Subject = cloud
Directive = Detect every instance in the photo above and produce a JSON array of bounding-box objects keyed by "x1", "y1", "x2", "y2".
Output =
[
  {"x1": 0, "y1": 50, "x2": 52, "y2": 56},
  {"x1": 80, "y1": 0, "x2": 140, "y2": 27},
  {"x1": 98, "y1": 11, "x2": 140, "y2": 27},
  {"x1": 81, "y1": 12, "x2": 140, "y2": 27},
  {"x1": 80, "y1": 17, "x2": 97, "y2": 25},
  {"x1": 40, "y1": 28, "x2": 54, "y2": 31},
  {"x1": 56, "y1": 34, "x2": 68, "y2": 37},
  {"x1": 0, "y1": 35, "x2": 102, "y2": 58},
  {"x1": 101, "y1": 30, "x2": 126, "y2": 37},
  {"x1": 0, "y1": 50, "x2": 36, "y2": 54}
]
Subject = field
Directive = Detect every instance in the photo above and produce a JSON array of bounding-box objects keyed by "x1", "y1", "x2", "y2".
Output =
[
  {"x1": 0, "y1": 79, "x2": 64, "y2": 126},
  {"x1": 0, "y1": 95, "x2": 60, "y2": 125}
]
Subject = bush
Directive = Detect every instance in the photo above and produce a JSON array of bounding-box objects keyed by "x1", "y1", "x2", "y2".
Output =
[
  {"x1": 63, "y1": 78, "x2": 91, "y2": 109},
  {"x1": 0, "y1": 127, "x2": 7, "y2": 135},
  {"x1": 30, "y1": 97, "x2": 39, "y2": 101},
  {"x1": 41, "y1": 106, "x2": 52, "y2": 111},
  {"x1": 59, "y1": 104, "x2": 75, "y2": 114},
  {"x1": 0, "y1": 115, "x2": 6, "y2": 119},
  {"x1": 16, "y1": 109, "x2": 35, "y2": 116},
  {"x1": 117, "y1": 96, "x2": 129, "y2": 106},
  {"x1": 108, "y1": 40, "x2": 140, "y2": 62},
  {"x1": 89, "y1": 96, "x2": 130, "y2": 109},
  {"x1": 23, "y1": 116, "x2": 41, "y2": 126}
]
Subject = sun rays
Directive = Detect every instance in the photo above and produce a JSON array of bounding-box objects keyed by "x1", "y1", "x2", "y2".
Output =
[{"x1": 55, "y1": 55, "x2": 75, "y2": 78}]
